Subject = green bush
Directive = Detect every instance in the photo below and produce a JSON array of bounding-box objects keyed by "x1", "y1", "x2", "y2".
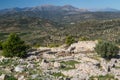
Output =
[
  {"x1": 95, "y1": 41, "x2": 119, "y2": 60},
  {"x1": 2, "y1": 33, "x2": 28, "y2": 58},
  {"x1": 65, "y1": 35, "x2": 75, "y2": 46}
]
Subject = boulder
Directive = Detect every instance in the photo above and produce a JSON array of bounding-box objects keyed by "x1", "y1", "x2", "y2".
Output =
[{"x1": 15, "y1": 65, "x2": 25, "y2": 72}]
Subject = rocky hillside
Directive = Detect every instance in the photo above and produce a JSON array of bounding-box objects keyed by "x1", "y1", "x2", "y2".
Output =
[{"x1": 0, "y1": 41, "x2": 120, "y2": 80}]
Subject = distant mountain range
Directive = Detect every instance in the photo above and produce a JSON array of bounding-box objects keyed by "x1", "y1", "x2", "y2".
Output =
[
  {"x1": 0, "y1": 5, "x2": 119, "y2": 14},
  {"x1": 1, "y1": 4, "x2": 120, "y2": 24}
]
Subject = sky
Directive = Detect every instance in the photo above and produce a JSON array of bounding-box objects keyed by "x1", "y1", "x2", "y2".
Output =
[{"x1": 0, "y1": 0, "x2": 120, "y2": 10}]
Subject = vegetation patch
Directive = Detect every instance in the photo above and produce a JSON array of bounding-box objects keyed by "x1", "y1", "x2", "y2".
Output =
[
  {"x1": 115, "y1": 66, "x2": 120, "y2": 69},
  {"x1": 60, "y1": 60, "x2": 79, "y2": 70},
  {"x1": 0, "y1": 58, "x2": 18, "y2": 67},
  {"x1": 88, "y1": 54, "x2": 101, "y2": 61},
  {"x1": 52, "y1": 72, "x2": 65, "y2": 77},
  {"x1": 60, "y1": 60, "x2": 79, "y2": 66},
  {"x1": 4, "y1": 75, "x2": 17, "y2": 80},
  {"x1": 89, "y1": 74, "x2": 118, "y2": 80}
]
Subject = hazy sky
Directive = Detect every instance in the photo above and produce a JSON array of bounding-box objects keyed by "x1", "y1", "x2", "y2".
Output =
[{"x1": 0, "y1": 0, "x2": 120, "y2": 10}]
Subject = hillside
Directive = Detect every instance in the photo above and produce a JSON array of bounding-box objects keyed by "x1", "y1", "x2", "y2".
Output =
[
  {"x1": 0, "y1": 16, "x2": 62, "y2": 46},
  {"x1": 63, "y1": 19, "x2": 120, "y2": 43},
  {"x1": 0, "y1": 17, "x2": 120, "y2": 46}
]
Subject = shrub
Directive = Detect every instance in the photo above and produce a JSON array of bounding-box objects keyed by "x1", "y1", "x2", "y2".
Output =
[
  {"x1": 2, "y1": 33, "x2": 28, "y2": 58},
  {"x1": 65, "y1": 35, "x2": 75, "y2": 45},
  {"x1": 95, "y1": 41, "x2": 119, "y2": 60}
]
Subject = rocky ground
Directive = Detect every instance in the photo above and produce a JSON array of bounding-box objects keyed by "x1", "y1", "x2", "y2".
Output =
[{"x1": 0, "y1": 41, "x2": 120, "y2": 80}]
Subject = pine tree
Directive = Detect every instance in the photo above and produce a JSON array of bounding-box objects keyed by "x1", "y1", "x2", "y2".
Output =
[{"x1": 2, "y1": 33, "x2": 28, "y2": 57}]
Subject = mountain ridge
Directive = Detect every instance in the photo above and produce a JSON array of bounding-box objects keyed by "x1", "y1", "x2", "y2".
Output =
[
  {"x1": 0, "y1": 4, "x2": 120, "y2": 15},
  {"x1": 0, "y1": 5, "x2": 88, "y2": 14}
]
